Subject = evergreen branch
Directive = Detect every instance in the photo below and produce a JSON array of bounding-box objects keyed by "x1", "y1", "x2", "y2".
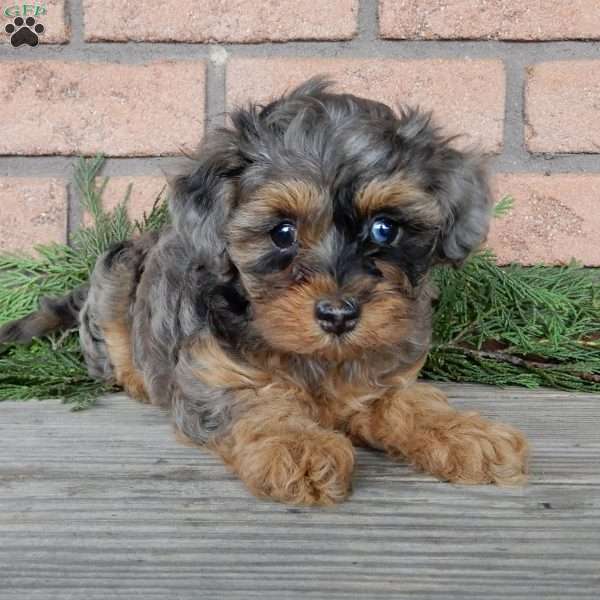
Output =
[
  {"x1": 493, "y1": 195, "x2": 514, "y2": 218},
  {"x1": 446, "y1": 346, "x2": 550, "y2": 369},
  {"x1": 445, "y1": 345, "x2": 600, "y2": 384}
]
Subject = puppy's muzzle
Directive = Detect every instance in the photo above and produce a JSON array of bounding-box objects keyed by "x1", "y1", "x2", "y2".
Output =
[{"x1": 314, "y1": 298, "x2": 360, "y2": 335}]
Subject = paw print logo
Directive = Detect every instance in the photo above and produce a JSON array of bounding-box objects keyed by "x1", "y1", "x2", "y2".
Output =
[{"x1": 5, "y1": 16, "x2": 44, "y2": 47}]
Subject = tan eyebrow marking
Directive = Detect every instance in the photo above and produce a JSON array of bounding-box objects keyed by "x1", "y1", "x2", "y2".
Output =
[
  {"x1": 355, "y1": 175, "x2": 442, "y2": 225},
  {"x1": 238, "y1": 180, "x2": 332, "y2": 245},
  {"x1": 249, "y1": 180, "x2": 325, "y2": 219}
]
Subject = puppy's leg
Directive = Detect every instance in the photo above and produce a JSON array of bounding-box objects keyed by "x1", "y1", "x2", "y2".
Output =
[
  {"x1": 213, "y1": 391, "x2": 355, "y2": 506},
  {"x1": 174, "y1": 338, "x2": 355, "y2": 506},
  {"x1": 348, "y1": 383, "x2": 528, "y2": 485}
]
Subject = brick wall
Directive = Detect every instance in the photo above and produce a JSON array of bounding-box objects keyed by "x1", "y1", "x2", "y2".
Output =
[{"x1": 1, "y1": 0, "x2": 599, "y2": 264}]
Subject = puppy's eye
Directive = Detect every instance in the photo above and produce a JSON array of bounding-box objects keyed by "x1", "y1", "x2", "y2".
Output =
[
  {"x1": 270, "y1": 221, "x2": 297, "y2": 249},
  {"x1": 370, "y1": 218, "x2": 399, "y2": 245}
]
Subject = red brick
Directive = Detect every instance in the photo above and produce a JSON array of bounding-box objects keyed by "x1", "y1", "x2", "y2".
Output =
[
  {"x1": 227, "y1": 58, "x2": 505, "y2": 153},
  {"x1": 0, "y1": 178, "x2": 67, "y2": 252},
  {"x1": 83, "y1": 0, "x2": 358, "y2": 42},
  {"x1": 1, "y1": 0, "x2": 69, "y2": 44},
  {"x1": 380, "y1": 1, "x2": 600, "y2": 40},
  {"x1": 487, "y1": 174, "x2": 600, "y2": 266},
  {"x1": 525, "y1": 62, "x2": 600, "y2": 153},
  {"x1": 82, "y1": 177, "x2": 168, "y2": 227},
  {"x1": 0, "y1": 61, "x2": 205, "y2": 156}
]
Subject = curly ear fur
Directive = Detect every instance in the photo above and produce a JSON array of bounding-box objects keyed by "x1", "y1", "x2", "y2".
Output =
[
  {"x1": 169, "y1": 127, "x2": 246, "y2": 276},
  {"x1": 396, "y1": 108, "x2": 493, "y2": 265},
  {"x1": 434, "y1": 150, "x2": 492, "y2": 265}
]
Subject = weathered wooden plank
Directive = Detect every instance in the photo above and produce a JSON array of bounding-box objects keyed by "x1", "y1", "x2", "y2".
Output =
[{"x1": 0, "y1": 384, "x2": 599, "y2": 599}]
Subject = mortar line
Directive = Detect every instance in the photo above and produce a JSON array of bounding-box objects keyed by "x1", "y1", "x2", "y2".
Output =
[
  {"x1": 206, "y1": 46, "x2": 227, "y2": 129},
  {"x1": 65, "y1": 0, "x2": 84, "y2": 47},
  {"x1": 357, "y1": 0, "x2": 379, "y2": 43},
  {"x1": 61, "y1": 0, "x2": 81, "y2": 241},
  {"x1": 65, "y1": 180, "x2": 79, "y2": 244},
  {"x1": 4, "y1": 40, "x2": 600, "y2": 63},
  {"x1": 492, "y1": 54, "x2": 528, "y2": 172},
  {"x1": 5, "y1": 154, "x2": 600, "y2": 179}
]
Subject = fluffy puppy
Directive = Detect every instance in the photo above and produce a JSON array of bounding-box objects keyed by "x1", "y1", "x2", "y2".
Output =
[{"x1": 0, "y1": 78, "x2": 528, "y2": 505}]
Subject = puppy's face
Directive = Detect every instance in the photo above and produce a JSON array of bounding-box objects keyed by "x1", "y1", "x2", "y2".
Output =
[
  {"x1": 226, "y1": 175, "x2": 440, "y2": 360},
  {"x1": 171, "y1": 78, "x2": 492, "y2": 360}
]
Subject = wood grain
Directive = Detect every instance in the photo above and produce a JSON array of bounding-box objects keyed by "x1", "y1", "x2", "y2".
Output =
[{"x1": 1, "y1": 383, "x2": 599, "y2": 599}]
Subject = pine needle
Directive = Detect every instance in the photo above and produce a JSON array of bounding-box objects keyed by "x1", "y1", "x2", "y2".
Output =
[{"x1": 0, "y1": 157, "x2": 598, "y2": 409}]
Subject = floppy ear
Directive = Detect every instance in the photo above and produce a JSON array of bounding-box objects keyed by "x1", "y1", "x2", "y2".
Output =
[
  {"x1": 169, "y1": 127, "x2": 246, "y2": 276},
  {"x1": 434, "y1": 149, "x2": 492, "y2": 265},
  {"x1": 397, "y1": 109, "x2": 493, "y2": 265}
]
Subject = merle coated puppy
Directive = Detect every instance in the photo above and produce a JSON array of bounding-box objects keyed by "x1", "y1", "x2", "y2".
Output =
[{"x1": 0, "y1": 78, "x2": 528, "y2": 505}]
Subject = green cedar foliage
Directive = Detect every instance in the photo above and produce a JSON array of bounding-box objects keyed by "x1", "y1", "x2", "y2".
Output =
[{"x1": 0, "y1": 157, "x2": 598, "y2": 409}]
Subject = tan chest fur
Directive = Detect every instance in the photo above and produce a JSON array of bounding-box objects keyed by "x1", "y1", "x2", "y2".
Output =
[{"x1": 187, "y1": 335, "x2": 426, "y2": 430}]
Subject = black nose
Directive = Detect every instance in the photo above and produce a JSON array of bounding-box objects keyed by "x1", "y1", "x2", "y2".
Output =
[{"x1": 315, "y1": 299, "x2": 360, "y2": 335}]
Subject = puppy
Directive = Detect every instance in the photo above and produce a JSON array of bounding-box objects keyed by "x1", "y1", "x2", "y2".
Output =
[{"x1": 0, "y1": 78, "x2": 528, "y2": 505}]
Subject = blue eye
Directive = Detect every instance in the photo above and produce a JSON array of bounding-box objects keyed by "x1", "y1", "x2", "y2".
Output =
[
  {"x1": 370, "y1": 218, "x2": 399, "y2": 245},
  {"x1": 270, "y1": 221, "x2": 297, "y2": 249}
]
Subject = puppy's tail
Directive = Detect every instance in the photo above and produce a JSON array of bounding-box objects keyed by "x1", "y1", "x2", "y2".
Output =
[{"x1": 0, "y1": 285, "x2": 89, "y2": 345}]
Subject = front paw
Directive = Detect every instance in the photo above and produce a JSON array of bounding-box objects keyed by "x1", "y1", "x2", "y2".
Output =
[
  {"x1": 237, "y1": 429, "x2": 355, "y2": 506},
  {"x1": 412, "y1": 413, "x2": 529, "y2": 486}
]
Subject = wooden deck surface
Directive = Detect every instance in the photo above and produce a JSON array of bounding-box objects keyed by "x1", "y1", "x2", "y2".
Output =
[{"x1": 1, "y1": 383, "x2": 599, "y2": 599}]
